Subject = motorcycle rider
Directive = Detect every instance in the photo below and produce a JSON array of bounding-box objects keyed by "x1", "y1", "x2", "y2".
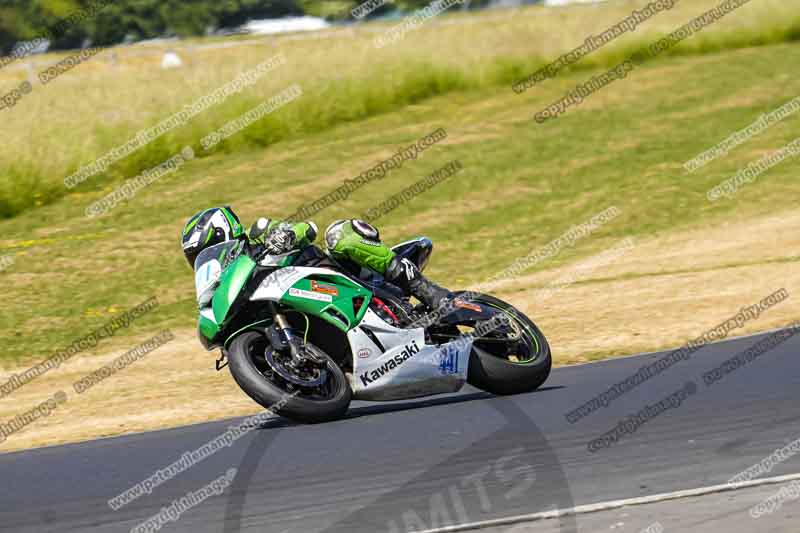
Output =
[{"x1": 181, "y1": 206, "x2": 453, "y2": 309}]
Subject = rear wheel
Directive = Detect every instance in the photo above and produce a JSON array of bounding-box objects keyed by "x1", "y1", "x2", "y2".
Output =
[
  {"x1": 228, "y1": 331, "x2": 352, "y2": 423},
  {"x1": 457, "y1": 293, "x2": 552, "y2": 395}
]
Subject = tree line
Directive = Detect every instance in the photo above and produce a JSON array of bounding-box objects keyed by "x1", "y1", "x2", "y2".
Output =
[{"x1": 0, "y1": 0, "x2": 496, "y2": 54}]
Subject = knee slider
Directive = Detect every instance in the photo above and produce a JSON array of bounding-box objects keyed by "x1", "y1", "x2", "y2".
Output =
[{"x1": 351, "y1": 219, "x2": 380, "y2": 242}]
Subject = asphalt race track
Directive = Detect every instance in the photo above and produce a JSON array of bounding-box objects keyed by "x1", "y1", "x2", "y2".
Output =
[{"x1": 1, "y1": 328, "x2": 799, "y2": 533}]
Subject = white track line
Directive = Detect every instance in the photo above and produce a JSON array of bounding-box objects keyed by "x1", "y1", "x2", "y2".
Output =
[{"x1": 414, "y1": 472, "x2": 800, "y2": 533}]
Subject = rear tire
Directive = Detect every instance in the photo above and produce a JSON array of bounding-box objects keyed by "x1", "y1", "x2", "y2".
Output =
[
  {"x1": 459, "y1": 293, "x2": 552, "y2": 395},
  {"x1": 228, "y1": 331, "x2": 352, "y2": 423}
]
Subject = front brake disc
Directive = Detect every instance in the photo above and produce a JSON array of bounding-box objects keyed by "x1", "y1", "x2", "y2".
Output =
[{"x1": 264, "y1": 347, "x2": 327, "y2": 388}]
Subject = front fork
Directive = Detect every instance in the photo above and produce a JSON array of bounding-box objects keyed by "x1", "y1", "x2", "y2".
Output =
[
  {"x1": 214, "y1": 304, "x2": 318, "y2": 373},
  {"x1": 267, "y1": 302, "x2": 324, "y2": 366}
]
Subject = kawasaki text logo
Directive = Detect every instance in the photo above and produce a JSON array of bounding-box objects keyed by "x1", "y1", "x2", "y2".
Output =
[{"x1": 360, "y1": 340, "x2": 420, "y2": 386}]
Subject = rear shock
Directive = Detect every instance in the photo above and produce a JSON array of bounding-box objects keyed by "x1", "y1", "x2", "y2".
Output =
[{"x1": 370, "y1": 296, "x2": 402, "y2": 325}]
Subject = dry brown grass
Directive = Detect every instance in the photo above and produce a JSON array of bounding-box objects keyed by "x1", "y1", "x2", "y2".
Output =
[{"x1": 495, "y1": 210, "x2": 800, "y2": 363}]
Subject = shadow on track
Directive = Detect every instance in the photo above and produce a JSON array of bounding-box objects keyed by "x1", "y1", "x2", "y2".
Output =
[{"x1": 223, "y1": 386, "x2": 575, "y2": 533}]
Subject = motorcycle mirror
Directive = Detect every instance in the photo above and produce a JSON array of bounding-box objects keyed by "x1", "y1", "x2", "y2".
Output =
[{"x1": 249, "y1": 218, "x2": 270, "y2": 241}]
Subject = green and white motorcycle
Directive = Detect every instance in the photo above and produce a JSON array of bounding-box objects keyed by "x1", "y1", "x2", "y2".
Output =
[{"x1": 193, "y1": 231, "x2": 551, "y2": 423}]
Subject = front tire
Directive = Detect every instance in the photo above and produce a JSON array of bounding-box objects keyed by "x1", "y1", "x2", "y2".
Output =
[
  {"x1": 460, "y1": 293, "x2": 552, "y2": 395},
  {"x1": 228, "y1": 331, "x2": 352, "y2": 423}
]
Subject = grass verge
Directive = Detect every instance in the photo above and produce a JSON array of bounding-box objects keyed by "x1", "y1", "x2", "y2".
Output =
[{"x1": 0, "y1": 0, "x2": 798, "y2": 217}]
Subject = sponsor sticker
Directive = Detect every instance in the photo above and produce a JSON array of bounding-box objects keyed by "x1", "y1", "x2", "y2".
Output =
[
  {"x1": 439, "y1": 344, "x2": 460, "y2": 375},
  {"x1": 357, "y1": 348, "x2": 372, "y2": 359},
  {"x1": 311, "y1": 280, "x2": 339, "y2": 297},
  {"x1": 288, "y1": 287, "x2": 333, "y2": 303},
  {"x1": 454, "y1": 299, "x2": 482, "y2": 312}
]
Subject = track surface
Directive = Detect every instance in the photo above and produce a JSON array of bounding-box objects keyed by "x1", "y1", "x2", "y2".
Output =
[{"x1": 1, "y1": 329, "x2": 799, "y2": 533}]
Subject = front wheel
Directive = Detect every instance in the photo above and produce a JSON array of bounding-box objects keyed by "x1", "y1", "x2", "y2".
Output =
[
  {"x1": 459, "y1": 293, "x2": 552, "y2": 395},
  {"x1": 227, "y1": 331, "x2": 352, "y2": 423}
]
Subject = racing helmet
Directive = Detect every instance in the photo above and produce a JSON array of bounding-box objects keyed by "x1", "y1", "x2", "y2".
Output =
[{"x1": 181, "y1": 206, "x2": 244, "y2": 268}]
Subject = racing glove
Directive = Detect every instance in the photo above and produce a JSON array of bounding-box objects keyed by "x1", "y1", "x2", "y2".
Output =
[{"x1": 263, "y1": 223, "x2": 297, "y2": 255}]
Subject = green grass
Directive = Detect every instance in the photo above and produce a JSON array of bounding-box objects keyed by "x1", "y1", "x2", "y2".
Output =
[
  {"x1": 0, "y1": 0, "x2": 799, "y2": 218},
  {"x1": 2, "y1": 34, "x2": 800, "y2": 364}
]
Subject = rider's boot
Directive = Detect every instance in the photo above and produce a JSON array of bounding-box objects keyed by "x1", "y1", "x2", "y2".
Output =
[{"x1": 385, "y1": 257, "x2": 453, "y2": 310}]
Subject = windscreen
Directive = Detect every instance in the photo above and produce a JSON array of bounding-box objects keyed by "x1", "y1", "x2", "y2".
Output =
[
  {"x1": 193, "y1": 241, "x2": 243, "y2": 306},
  {"x1": 193, "y1": 241, "x2": 241, "y2": 272}
]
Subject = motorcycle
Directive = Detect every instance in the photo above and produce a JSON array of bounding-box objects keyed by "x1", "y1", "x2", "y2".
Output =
[{"x1": 192, "y1": 225, "x2": 552, "y2": 423}]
